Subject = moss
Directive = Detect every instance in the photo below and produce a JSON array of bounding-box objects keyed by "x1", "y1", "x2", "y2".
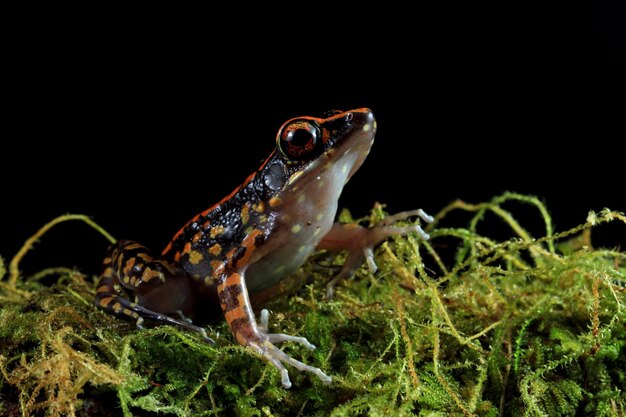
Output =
[{"x1": 1, "y1": 193, "x2": 625, "y2": 416}]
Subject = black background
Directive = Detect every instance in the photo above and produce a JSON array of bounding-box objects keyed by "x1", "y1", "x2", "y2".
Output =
[{"x1": 2, "y1": 3, "x2": 625, "y2": 277}]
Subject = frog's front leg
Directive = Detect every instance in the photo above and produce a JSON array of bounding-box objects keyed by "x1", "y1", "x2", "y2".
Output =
[
  {"x1": 216, "y1": 268, "x2": 331, "y2": 388},
  {"x1": 319, "y1": 209, "x2": 434, "y2": 298}
]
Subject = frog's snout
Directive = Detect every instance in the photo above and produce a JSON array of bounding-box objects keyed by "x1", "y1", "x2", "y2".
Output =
[{"x1": 348, "y1": 108, "x2": 375, "y2": 135}]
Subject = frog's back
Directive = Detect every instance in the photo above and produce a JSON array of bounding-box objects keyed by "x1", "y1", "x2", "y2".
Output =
[{"x1": 162, "y1": 174, "x2": 277, "y2": 283}]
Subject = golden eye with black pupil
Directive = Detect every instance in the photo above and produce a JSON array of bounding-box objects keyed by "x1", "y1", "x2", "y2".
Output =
[{"x1": 278, "y1": 120, "x2": 324, "y2": 161}]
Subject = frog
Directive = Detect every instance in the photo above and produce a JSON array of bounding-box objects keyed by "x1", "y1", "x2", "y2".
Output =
[{"x1": 95, "y1": 108, "x2": 433, "y2": 388}]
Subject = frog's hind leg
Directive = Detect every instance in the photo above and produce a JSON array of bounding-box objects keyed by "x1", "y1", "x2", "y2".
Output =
[
  {"x1": 95, "y1": 241, "x2": 215, "y2": 344},
  {"x1": 216, "y1": 268, "x2": 331, "y2": 388}
]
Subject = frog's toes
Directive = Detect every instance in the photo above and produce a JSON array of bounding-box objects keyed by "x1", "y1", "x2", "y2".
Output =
[
  {"x1": 254, "y1": 309, "x2": 331, "y2": 388},
  {"x1": 173, "y1": 310, "x2": 196, "y2": 324},
  {"x1": 325, "y1": 208, "x2": 434, "y2": 299},
  {"x1": 378, "y1": 208, "x2": 434, "y2": 227},
  {"x1": 374, "y1": 208, "x2": 434, "y2": 240},
  {"x1": 326, "y1": 264, "x2": 357, "y2": 299},
  {"x1": 251, "y1": 340, "x2": 332, "y2": 389}
]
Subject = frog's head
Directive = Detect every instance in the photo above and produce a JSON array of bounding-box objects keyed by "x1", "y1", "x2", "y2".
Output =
[{"x1": 256, "y1": 108, "x2": 376, "y2": 200}]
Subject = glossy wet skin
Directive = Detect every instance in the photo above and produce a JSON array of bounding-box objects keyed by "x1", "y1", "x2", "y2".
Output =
[
  {"x1": 95, "y1": 108, "x2": 434, "y2": 388},
  {"x1": 245, "y1": 109, "x2": 376, "y2": 293},
  {"x1": 96, "y1": 108, "x2": 377, "y2": 325}
]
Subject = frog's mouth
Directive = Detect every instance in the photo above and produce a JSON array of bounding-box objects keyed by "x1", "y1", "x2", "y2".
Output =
[
  {"x1": 333, "y1": 108, "x2": 377, "y2": 180},
  {"x1": 317, "y1": 108, "x2": 377, "y2": 183}
]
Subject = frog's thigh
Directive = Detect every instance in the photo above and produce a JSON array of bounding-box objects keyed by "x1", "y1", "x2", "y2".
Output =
[{"x1": 95, "y1": 240, "x2": 214, "y2": 343}]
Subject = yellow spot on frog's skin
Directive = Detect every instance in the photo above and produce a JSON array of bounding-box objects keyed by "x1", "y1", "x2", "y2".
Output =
[
  {"x1": 298, "y1": 245, "x2": 309, "y2": 254},
  {"x1": 116, "y1": 255, "x2": 124, "y2": 271},
  {"x1": 183, "y1": 242, "x2": 192, "y2": 254},
  {"x1": 315, "y1": 212, "x2": 324, "y2": 222},
  {"x1": 123, "y1": 257, "x2": 136, "y2": 275},
  {"x1": 99, "y1": 297, "x2": 112, "y2": 307},
  {"x1": 210, "y1": 225, "x2": 225, "y2": 238},
  {"x1": 241, "y1": 203, "x2": 251, "y2": 225},
  {"x1": 112, "y1": 303, "x2": 122, "y2": 313},
  {"x1": 204, "y1": 276, "x2": 213, "y2": 285},
  {"x1": 122, "y1": 275, "x2": 130, "y2": 285},
  {"x1": 244, "y1": 226, "x2": 254, "y2": 235},
  {"x1": 259, "y1": 214, "x2": 268, "y2": 224},
  {"x1": 253, "y1": 201, "x2": 265, "y2": 213},
  {"x1": 274, "y1": 264, "x2": 286, "y2": 274},
  {"x1": 291, "y1": 224, "x2": 302, "y2": 234},
  {"x1": 209, "y1": 243, "x2": 222, "y2": 255},
  {"x1": 297, "y1": 194, "x2": 306, "y2": 203},
  {"x1": 97, "y1": 285, "x2": 110, "y2": 293},
  {"x1": 313, "y1": 227, "x2": 323, "y2": 236},
  {"x1": 143, "y1": 269, "x2": 164, "y2": 283},
  {"x1": 362, "y1": 123, "x2": 371, "y2": 132},
  {"x1": 342, "y1": 164, "x2": 349, "y2": 174},
  {"x1": 269, "y1": 196, "x2": 282, "y2": 208},
  {"x1": 193, "y1": 231, "x2": 203, "y2": 242},
  {"x1": 189, "y1": 250, "x2": 204, "y2": 265}
]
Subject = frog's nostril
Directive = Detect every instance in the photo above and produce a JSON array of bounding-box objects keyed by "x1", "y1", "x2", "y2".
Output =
[{"x1": 345, "y1": 113, "x2": 354, "y2": 122}]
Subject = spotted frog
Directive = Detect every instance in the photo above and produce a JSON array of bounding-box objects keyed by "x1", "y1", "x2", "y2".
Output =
[{"x1": 95, "y1": 109, "x2": 433, "y2": 388}]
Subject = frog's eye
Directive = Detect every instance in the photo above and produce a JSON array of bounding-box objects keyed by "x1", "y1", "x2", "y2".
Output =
[{"x1": 277, "y1": 120, "x2": 324, "y2": 161}]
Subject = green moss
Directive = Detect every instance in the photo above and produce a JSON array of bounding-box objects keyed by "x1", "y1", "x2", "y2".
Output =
[{"x1": 1, "y1": 194, "x2": 625, "y2": 416}]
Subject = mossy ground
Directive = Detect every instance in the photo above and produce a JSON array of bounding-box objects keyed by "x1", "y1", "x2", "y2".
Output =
[{"x1": 1, "y1": 193, "x2": 625, "y2": 417}]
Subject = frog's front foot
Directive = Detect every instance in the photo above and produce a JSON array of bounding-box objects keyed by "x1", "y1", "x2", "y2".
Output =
[
  {"x1": 323, "y1": 209, "x2": 434, "y2": 299},
  {"x1": 250, "y1": 309, "x2": 332, "y2": 389}
]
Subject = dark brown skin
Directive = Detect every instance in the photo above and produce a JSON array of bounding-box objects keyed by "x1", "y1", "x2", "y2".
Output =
[{"x1": 94, "y1": 109, "x2": 433, "y2": 388}]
